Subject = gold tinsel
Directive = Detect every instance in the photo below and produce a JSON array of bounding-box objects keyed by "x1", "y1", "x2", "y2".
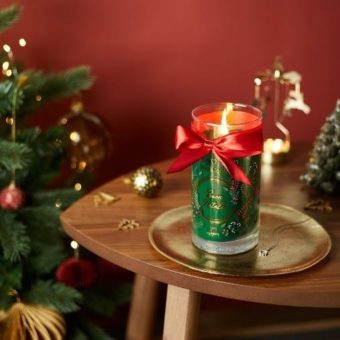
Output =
[{"x1": 1, "y1": 302, "x2": 65, "y2": 340}]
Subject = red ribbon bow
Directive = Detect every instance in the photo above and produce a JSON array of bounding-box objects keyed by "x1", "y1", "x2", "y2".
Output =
[{"x1": 167, "y1": 125, "x2": 263, "y2": 185}]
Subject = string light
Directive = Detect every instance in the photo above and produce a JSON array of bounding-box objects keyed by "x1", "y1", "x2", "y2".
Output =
[
  {"x1": 18, "y1": 38, "x2": 26, "y2": 47},
  {"x1": 254, "y1": 77, "x2": 262, "y2": 86},
  {"x1": 70, "y1": 240, "x2": 79, "y2": 250},
  {"x1": 70, "y1": 240, "x2": 79, "y2": 258},
  {"x1": 69, "y1": 131, "x2": 81, "y2": 143},
  {"x1": 74, "y1": 183, "x2": 82, "y2": 191},
  {"x1": 35, "y1": 95, "x2": 42, "y2": 102},
  {"x1": 5, "y1": 117, "x2": 14, "y2": 125},
  {"x1": 2, "y1": 61, "x2": 9, "y2": 70},
  {"x1": 5, "y1": 69, "x2": 12, "y2": 77},
  {"x1": 55, "y1": 199, "x2": 62, "y2": 208},
  {"x1": 3, "y1": 44, "x2": 11, "y2": 53}
]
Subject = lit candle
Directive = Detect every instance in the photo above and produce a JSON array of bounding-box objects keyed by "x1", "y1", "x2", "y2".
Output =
[
  {"x1": 263, "y1": 138, "x2": 291, "y2": 164},
  {"x1": 191, "y1": 103, "x2": 262, "y2": 255}
]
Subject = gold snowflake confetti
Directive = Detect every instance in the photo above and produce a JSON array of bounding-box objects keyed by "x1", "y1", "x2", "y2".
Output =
[{"x1": 118, "y1": 219, "x2": 140, "y2": 231}]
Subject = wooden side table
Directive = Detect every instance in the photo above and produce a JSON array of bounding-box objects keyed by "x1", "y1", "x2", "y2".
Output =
[{"x1": 61, "y1": 145, "x2": 340, "y2": 340}]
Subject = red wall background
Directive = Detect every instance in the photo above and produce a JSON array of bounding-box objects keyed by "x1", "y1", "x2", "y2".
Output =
[{"x1": 2, "y1": 0, "x2": 340, "y2": 181}]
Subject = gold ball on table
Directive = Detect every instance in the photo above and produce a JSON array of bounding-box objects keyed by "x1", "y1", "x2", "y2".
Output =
[{"x1": 130, "y1": 167, "x2": 163, "y2": 198}]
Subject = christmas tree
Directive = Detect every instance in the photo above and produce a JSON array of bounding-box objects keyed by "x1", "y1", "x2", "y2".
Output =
[
  {"x1": 0, "y1": 5, "x2": 130, "y2": 339},
  {"x1": 301, "y1": 100, "x2": 340, "y2": 194}
]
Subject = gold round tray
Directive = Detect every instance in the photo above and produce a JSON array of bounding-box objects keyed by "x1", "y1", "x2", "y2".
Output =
[{"x1": 148, "y1": 203, "x2": 331, "y2": 276}]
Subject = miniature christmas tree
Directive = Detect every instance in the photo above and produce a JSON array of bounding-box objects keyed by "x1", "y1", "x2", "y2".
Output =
[
  {"x1": 301, "y1": 100, "x2": 340, "y2": 194},
  {"x1": 0, "y1": 5, "x2": 129, "y2": 339}
]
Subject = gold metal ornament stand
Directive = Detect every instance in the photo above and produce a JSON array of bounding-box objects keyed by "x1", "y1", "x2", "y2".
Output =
[{"x1": 253, "y1": 57, "x2": 310, "y2": 164}]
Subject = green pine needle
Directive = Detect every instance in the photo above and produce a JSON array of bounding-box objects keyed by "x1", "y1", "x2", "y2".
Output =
[
  {"x1": 23, "y1": 67, "x2": 93, "y2": 111},
  {"x1": 32, "y1": 189, "x2": 82, "y2": 209},
  {"x1": 0, "y1": 140, "x2": 32, "y2": 171},
  {"x1": 70, "y1": 329, "x2": 88, "y2": 340},
  {"x1": 0, "y1": 4, "x2": 21, "y2": 34},
  {"x1": 83, "y1": 284, "x2": 132, "y2": 317},
  {"x1": 77, "y1": 319, "x2": 114, "y2": 340},
  {"x1": 0, "y1": 210, "x2": 31, "y2": 262},
  {"x1": 19, "y1": 206, "x2": 62, "y2": 231},
  {"x1": 25, "y1": 280, "x2": 82, "y2": 313},
  {"x1": 28, "y1": 244, "x2": 67, "y2": 274},
  {"x1": 0, "y1": 259, "x2": 23, "y2": 291}
]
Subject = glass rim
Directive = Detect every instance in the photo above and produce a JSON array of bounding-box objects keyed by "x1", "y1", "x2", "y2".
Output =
[{"x1": 191, "y1": 102, "x2": 262, "y2": 127}]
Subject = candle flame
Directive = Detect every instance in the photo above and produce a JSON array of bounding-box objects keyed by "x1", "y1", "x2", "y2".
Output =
[{"x1": 220, "y1": 103, "x2": 233, "y2": 135}]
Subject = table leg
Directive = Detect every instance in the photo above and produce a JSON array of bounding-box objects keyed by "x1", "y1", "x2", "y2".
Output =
[
  {"x1": 126, "y1": 274, "x2": 160, "y2": 340},
  {"x1": 163, "y1": 285, "x2": 201, "y2": 340}
]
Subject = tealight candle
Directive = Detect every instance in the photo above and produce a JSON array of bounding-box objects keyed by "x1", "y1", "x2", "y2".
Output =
[{"x1": 262, "y1": 138, "x2": 291, "y2": 164}]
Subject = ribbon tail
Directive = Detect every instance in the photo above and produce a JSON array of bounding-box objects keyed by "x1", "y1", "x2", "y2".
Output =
[
  {"x1": 167, "y1": 149, "x2": 209, "y2": 173},
  {"x1": 213, "y1": 151, "x2": 251, "y2": 185}
]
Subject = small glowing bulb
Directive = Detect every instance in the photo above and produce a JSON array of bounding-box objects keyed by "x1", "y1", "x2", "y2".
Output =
[
  {"x1": 35, "y1": 95, "x2": 42, "y2": 102},
  {"x1": 18, "y1": 38, "x2": 26, "y2": 47},
  {"x1": 70, "y1": 240, "x2": 79, "y2": 249},
  {"x1": 78, "y1": 161, "x2": 87, "y2": 171},
  {"x1": 254, "y1": 77, "x2": 261, "y2": 86},
  {"x1": 272, "y1": 139, "x2": 284, "y2": 153},
  {"x1": 5, "y1": 117, "x2": 14, "y2": 125},
  {"x1": 2, "y1": 61, "x2": 9, "y2": 70},
  {"x1": 5, "y1": 69, "x2": 12, "y2": 77},
  {"x1": 69, "y1": 131, "x2": 81, "y2": 143},
  {"x1": 74, "y1": 183, "x2": 82, "y2": 191},
  {"x1": 274, "y1": 69, "x2": 281, "y2": 79},
  {"x1": 3, "y1": 44, "x2": 11, "y2": 53},
  {"x1": 55, "y1": 199, "x2": 62, "y2": 208}
]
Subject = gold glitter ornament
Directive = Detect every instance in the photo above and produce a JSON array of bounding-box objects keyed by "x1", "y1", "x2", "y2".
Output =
[
  {"x1": 1, "y1": 302, "x2": 65, "y2": 340},
  {"x1": 130, "y1": 167, "x2": 163, "y2": 198}
]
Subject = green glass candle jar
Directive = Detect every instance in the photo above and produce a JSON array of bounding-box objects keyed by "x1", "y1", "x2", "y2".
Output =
[{"x1": 191, "y1": 103, "x2": 262, "y2": 255}]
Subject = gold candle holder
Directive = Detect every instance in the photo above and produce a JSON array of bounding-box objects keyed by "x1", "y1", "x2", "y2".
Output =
[{"x1": 253, "y1": 57, "x2": 310, "y2": 165}]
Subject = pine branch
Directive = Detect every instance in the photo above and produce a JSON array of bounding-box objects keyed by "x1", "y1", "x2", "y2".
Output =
[
  {"x1": 82, "y1": 284, "x2": 131, "y2": 317},
  {"x1": 28, "y1": 244, "x2": 67, "y2": 275},
  {"x1": 77, "y1": 319, "x2": 114, "y2": 340},
  {"x1": 0, "y1": 210, "x2": 30, "y2": 262},
  {"x1": 32, "y1": 189, "x2": 82, "y2": 209},
  {"x1": 0, "y1": 4, "x2": 21, "y2": 34},
  {"x1": 16, "y1": 127, "x2": 41, "y2": 144},
  {"x1": 0, "y1": 140, "x2": 32, "y2": 171},
  {"x1": 0, "y1": 290, "x2": 13, "y2": 310},
  {"x1": 23, "y1": 67, "x2": 93, "y2": 111},
  {"x1": 70, "y1": 329, "x2": 88, "y2": 340},
  {"x1": 0, "y1": 258, "x2": 23, "y2": 292},
  {"x1": 19, "y1": 206, "x2": 62, "y2": 231},
  {"x1": 16, "y1": 126, "x2": 66, "y2": 190},
  {"x1": 25, "y1": 280, "x2": 82, "y2": 313}
]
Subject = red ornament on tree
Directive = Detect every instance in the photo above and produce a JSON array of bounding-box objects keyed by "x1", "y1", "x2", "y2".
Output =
[
  {"x1": 0, "y1": 184, "x2": 25, "y2": 211},
  {"x1": 56, "y1": 257, "x2": 97, "y2": 288}
]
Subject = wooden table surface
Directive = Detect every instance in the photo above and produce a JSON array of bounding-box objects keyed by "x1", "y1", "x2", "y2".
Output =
[{"x1": 61, "y1": 144, "x2": 340, "y2": 308}]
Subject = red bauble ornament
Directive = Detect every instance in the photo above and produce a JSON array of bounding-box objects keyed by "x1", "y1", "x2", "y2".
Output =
[
  {"x1": 0, "y1": 185, "x2": 25, "y2": 211},
  {"x1": 56, "y1": 257, "x2": 97, "y2": 288}
]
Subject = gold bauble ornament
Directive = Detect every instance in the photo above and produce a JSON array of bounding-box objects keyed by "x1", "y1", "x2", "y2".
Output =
[
  {"x1": 59, "y1": 100, "x2": 112, "y2": 172},
  {"x1": 130, "y1": 167, "x2": 163, "y2": 198},
  {"x1": 1, "y1": 302, "x2": 65, "y2": 340}
]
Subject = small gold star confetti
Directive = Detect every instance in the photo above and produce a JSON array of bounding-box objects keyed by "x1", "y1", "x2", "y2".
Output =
[
  {"x1": 94, "y1": 192, "x2": 120, "y2": 206},
  {"x1": 118, "y1": 219, "x2": 140, "y2": 231}
]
